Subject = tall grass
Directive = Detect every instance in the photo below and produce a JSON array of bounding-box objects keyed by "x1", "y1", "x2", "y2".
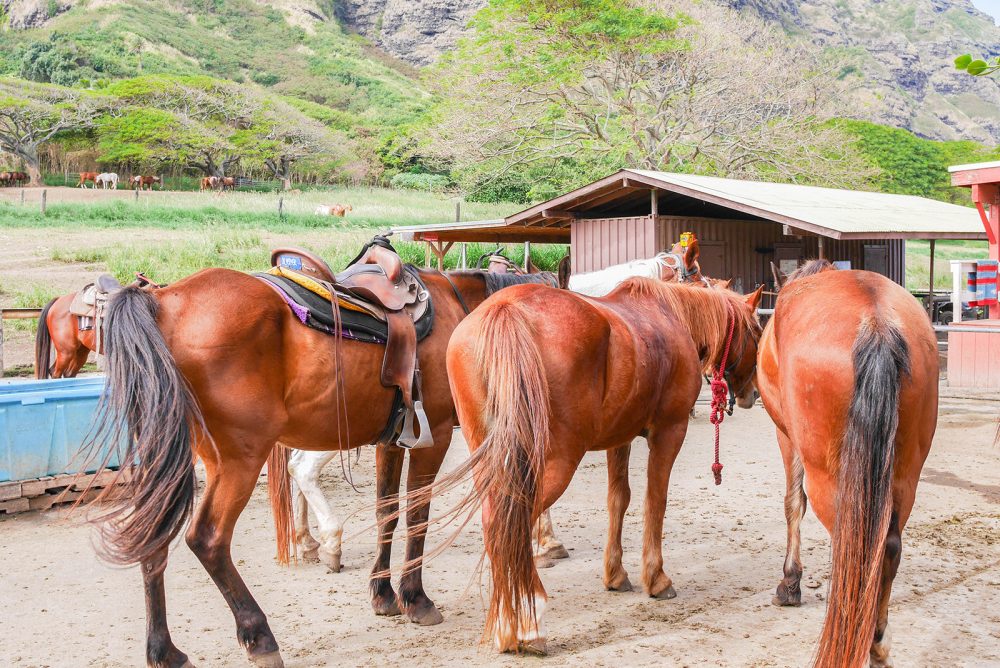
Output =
[
  {"x1": 906, "y1": 240, "x2": 988, "y2": 290},
  {"x1": 0, "y1": 187, "x2": 514, "y2": 233}
]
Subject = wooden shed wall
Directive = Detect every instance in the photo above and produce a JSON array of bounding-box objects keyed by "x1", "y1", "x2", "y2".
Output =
[
  {"x1": 654, "y1": 216, "x2": 905, "y2": 291},
  {"x1": 571, "y1": 217, "x2": 657, "y2": 274}
]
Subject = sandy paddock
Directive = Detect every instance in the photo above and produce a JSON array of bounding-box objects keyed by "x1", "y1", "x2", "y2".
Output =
[{"x1": 0, "y1": 391, "x2": 997, "y2": 667}]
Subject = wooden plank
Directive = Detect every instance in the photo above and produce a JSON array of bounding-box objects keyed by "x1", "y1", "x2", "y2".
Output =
[
  {"x1": 0, "y1": 497, "x2": 30, "y2": 514},
  {"x1": 0, "y1": 308, "x2": 43, "y2": 320},
  {"x1": 0, "y1": 482, "x2": 22, "y2": 501},
  {"x1": 951, "y1": 166, "x2": 1000, "y2": 187}
]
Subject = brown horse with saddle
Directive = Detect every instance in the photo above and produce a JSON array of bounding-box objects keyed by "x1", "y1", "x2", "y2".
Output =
[{"x1": 81, "y1": 236, "x2": 564, "y2": 668}]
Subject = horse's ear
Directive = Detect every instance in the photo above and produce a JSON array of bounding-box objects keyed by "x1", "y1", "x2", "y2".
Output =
[
  {"x1": 745, "y1": 284, "x2": 764, "y2": 310},
  {"x1": 770, "y1": 261, "x2": 787, "y2": 290},
  {"x1": 684, "y1": 238, "x2": 700, "y2": 270},
  {"x1": 719, "y1": 278, "x2": 732, "y2": 290}
]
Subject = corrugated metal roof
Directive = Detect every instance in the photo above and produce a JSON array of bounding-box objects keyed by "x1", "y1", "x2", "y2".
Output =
[
  {"x1": 502, "y1": 169, "x2": 986, "y2": 240},
  {"x1": 623, "y1": 170, "x2": 984, "y2": 239}
]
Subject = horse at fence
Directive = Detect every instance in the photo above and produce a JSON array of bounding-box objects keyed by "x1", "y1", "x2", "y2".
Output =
[
  {"x1": 78, "y1": 172, "x2": 99, "y2": 188},
  {"x1": 756, "y1": 260, "x2": 937, "y2": 668},
  {"x1": 439, "y1": 277, "x2": 762, "y2": 653},
  {"x1": 96, "y1": 173, "x2": 118, "y2": 190},
  {"x1": 34, "y1": 274, "x2": 158, "y2": 379},
  {"x1": 81, "y1": 239, "x2": 563, "y2": 668},
  {"x1": 130, "y1": 175, "x2": 161, "y2": 190},
  {"x1": 222, "y1": 176, "x2": 236, "y2": 191}
]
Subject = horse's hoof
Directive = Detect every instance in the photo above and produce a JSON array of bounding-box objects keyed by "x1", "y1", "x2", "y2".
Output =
[
  {"x1": 372, "y1": 596, "x2": 402, "y2": 617},
  {"x1": 651, "y1": 584, "x2": 676, "y2": 600},
  {"x1": 537, "y1": 544, "x2": 570, "y2": 561},
  {"x1": 406, "y1": 601, "x2": 444, "y2": 626},
  {"x1": 534, "y1": 555, "x2": 556, "y2": 569},
  {"x1": 606, "y1": 576, "x2": 633, "y2": 593},
  {"x1": 517, "y1": 638, "x2": 547, "y2": 656},
  {"x1": 319, "y1": 549, "x2": 342, "y2": 573},
  {"x1": 247, "y1": 650, "x2": 284, "y2": 668},
  {"x1": 772, "y1": 582, "x2": 801, "y2": 607}
]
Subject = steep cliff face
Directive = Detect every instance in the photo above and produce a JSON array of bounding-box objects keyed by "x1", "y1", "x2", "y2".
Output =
[
  {"x1": 333, "y1": 0, "x2": 1000, "y2": 143},
  {"x1": 723, "y1": 0, "x2": 1000, "y2": 142},
  {"x1": 334, "y1": 0, "x2": 484, "y2": 67}
]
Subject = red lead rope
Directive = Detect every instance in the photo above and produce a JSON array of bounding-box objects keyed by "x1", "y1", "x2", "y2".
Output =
[{"x1": 709, "y1": 308, "x2": 737, "y2": 485}]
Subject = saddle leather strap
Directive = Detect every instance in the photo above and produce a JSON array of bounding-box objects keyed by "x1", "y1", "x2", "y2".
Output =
[
  {"x1": 442, "y1": 272, "x2": 471, "y2": 316},
  {"x1": 345, "y1": 234, "x2": 396, "y2": 268}
]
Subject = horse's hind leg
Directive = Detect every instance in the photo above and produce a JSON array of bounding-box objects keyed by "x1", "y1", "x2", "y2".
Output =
[
  {"x1": 289, "y1": 475, "x2": 320, "y2": 562},
  {"x1": 641, "y1": 423, "x2": 687, "y2": 599},
  {"x1": 143, "y1": 546, "x2": 191, "y2": 668},
  {"x1": 185, "y1": 449, "x2": 283, "y2": 668},
  {"x1": 773, "y1": 429, "x2": 807, "y2": 607},
  {"x1": 533, "y1": 510, "x2": 568, "y2": 568},
  {"x1": 370, "y1": 443, "x2": 404, "y2": 617},
  {"x1": 397, "y1": 422, "x2": 454, "y2": 626},
  {"x1": 287, "y1": 450, "x2": 339, "y2": 571},
  {"x1": 871, "y1": 512, "x2": 903, "y2": 667},
  {"x1": 603, "y1": 443, "x2": 632, "y2": 592}
]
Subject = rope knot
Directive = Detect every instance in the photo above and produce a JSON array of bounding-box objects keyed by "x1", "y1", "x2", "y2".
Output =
[{"x1": 708, "y1": 305, "x2": 737, "y2": 486}]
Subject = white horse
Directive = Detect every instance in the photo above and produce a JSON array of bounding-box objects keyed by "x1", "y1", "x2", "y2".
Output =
[
  {"x1": 96, "y1": 172, "x2": 118, "y2": 190},
  {"x1": 287, "y1": 245, "x2": 708, "y2": 574}
]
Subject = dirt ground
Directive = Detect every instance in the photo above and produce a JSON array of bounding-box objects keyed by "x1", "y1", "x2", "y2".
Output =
[{"x1": 0, "y1": 393, "x2": 997, "y2": 667}]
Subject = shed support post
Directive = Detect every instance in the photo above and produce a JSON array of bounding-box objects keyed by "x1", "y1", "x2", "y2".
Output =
[
  {"x1": 524, "y1": 241, "x2": 531, "y2": 272},
  {"x1": 817, "y1": 236, "x2": 825, "y2": 260},
  {"x1": 928, "y1": 239, "x2": 936, "y2": 316},
  {"x1": 424, "y1": 242, "x2": 431, "y2": 268},
  {"x1": 460, "y1": 243, "x2": 467, "y2": 269},
  {"x1": 429, "y1": 241, "x2": 453, "y2": 270},
  {"x1": 650, "y1": 189, "x2": 658, "y2": 218}
]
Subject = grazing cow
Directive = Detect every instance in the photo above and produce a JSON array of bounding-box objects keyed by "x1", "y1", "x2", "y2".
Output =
[
  {"x1": 78, "y1": 172, "x2": 99, "y2": 188},
  {"x1": 131, "y1": 175, "x2": 161, "y2": 191},
  {"x1": 96, "y1": 173, "x2": 119, "y2": 190},
  {"x1": 314, "y1": 204, "x2": 352, "y2": 216}
]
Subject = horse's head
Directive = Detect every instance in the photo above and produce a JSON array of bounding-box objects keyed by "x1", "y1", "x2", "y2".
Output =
[
  {"x1": 660, "y1": 235, "x2": 707, "y2": 285},
  {"x1": 725, "y1": 284, "x2": 765, "y2": 409}
]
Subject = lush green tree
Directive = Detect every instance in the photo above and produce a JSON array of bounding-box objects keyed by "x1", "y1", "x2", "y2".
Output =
[
  {"x1": 0, "y1": 78, "x2": 107, "y2": 184},
  {"x1": 429, "y1": 0, "x2": 874, "y2": 198}
]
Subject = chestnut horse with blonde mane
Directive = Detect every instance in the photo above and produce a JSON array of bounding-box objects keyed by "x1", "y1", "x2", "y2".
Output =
[
  {"x1": 757, "y1": 260, "x2": 937, "y2": 668},
  {"x1": 443, "y1": 278, "x2": 763, "y2": 653}
]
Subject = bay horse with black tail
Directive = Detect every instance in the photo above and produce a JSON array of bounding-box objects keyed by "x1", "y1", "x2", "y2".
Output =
[
  {"x1": 83, "y1": 253, "x2": 549, "y2": 668},
  {"x1": 442, "y1": 278, "x2": 763, "y2": 653},
  {"x1": 756, "y1": 260, "x2": 937, "y2": 668}
]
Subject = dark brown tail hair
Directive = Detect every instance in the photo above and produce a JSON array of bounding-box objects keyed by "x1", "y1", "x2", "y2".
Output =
[
  {"x1": 82, "y1": 286, "x2": 202, "y2": 566},
  {"x1": 815, "y1": 315, "x2": 909, "y2": 668},
  {"x1": 268, "y1": 444, "x2": 296, "y2": 565},
  {"x1": 34, "y1": 297, "x2": 56, "y2": 379}
]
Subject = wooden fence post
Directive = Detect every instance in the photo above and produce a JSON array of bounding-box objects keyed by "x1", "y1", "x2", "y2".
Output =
[
  {"x1": 278, "y1": 197, "x2": 284, "y2": 219},
  {"x1": 134, "y1": 188, "x2": 139, "y2": 202},
  {"x1": 20, "y1": 189, "x2": 25, "y2": 206},
  {"x1": 40, "y1": 189, "x2": 46, "y2": 215},
  {"x1": 455, "y1": 201, "x2": 461, "y2": 223}
]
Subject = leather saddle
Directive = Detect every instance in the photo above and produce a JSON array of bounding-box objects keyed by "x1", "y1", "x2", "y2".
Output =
[
  {"x1": 68, "y1": 274, "x2": 124, "y2": 353},
  {"x1": 271, "y1": 237, "x2": 433, "y2": 449}
]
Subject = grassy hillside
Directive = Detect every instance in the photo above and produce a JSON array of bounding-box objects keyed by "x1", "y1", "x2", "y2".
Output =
[{"x1": 0, "y1": 0, "x2": 429, "y2": 135}]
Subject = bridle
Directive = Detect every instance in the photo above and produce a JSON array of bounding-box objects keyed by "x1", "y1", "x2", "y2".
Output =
[{"x1": 655, "y1": 252, "x2": 711, "y2": 287}]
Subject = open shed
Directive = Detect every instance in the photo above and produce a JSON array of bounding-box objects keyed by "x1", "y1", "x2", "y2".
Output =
[{"x1": 395, "y1": 169, "x2": 986, "y2": 299}]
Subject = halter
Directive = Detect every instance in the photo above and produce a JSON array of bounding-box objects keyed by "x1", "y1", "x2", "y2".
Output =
[{"x1": 655, "y1": 252, "x2": 710, "y2": 286}]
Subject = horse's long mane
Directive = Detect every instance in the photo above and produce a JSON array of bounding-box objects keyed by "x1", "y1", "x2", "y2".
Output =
[
  {"x1": 786, "y1": 258, "x2": 835, "y2": 284},
  {"x1": 619, "y1": 278, "x2": 757, "y2": 373}
]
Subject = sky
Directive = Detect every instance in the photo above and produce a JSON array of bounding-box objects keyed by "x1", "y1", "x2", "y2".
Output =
[{"x1": 973, "y1": 0, "x2": 1000, "y2": 24}]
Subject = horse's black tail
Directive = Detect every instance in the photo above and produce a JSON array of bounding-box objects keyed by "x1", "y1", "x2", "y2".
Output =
[
  {"x1": 816, "y1": 315, "x2": 909, "y2": 668},
  {"x1": 34, "y1": 298, "x2": 56, "y2": 379},
  {"x1": 83, "y1": 286, "x2": 202, "y2": 566}
]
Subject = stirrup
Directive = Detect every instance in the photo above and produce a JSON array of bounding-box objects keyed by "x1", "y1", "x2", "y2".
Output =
[{"x1": 397, "y1": 400, "x2": 433, "y2": 449}]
